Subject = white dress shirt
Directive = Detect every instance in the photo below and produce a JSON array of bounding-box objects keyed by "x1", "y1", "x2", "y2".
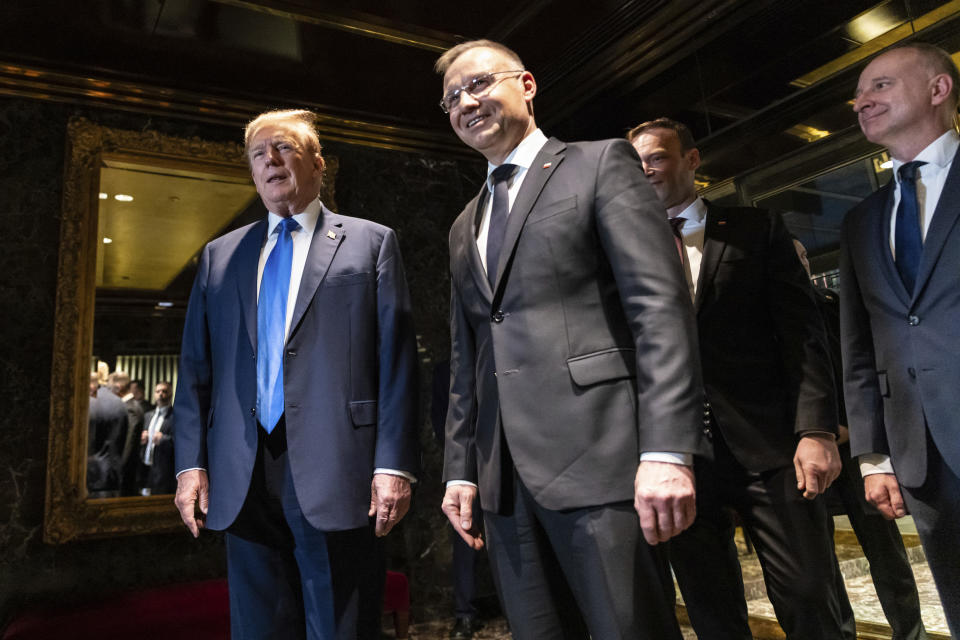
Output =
[
  {"x1": 671, "y1": 197, "x2": 709, "y2": 301},
  {"x1": 861, "y1": 129, "x2": 959, "y2": 478}
]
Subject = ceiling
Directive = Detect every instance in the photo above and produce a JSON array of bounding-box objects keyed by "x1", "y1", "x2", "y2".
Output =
[{"x1": 3, "y1": 0, "x2": 960, "y2": 184}]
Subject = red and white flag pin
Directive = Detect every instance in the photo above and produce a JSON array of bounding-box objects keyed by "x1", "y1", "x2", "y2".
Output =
[{"x1": 542, "y1": 162, "x2": 552, "y2": 169}]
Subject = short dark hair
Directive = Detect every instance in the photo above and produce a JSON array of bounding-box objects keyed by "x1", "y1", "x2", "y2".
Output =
[
  {"x1": 884, "y1": 42, "x2": 960, "y2": 109},
  {"x1": 434, "y1": 39, "x2": 524, "y2": 76},
  {"x1": 627, "y1": 117, "x2": 697, "y2": 150}
]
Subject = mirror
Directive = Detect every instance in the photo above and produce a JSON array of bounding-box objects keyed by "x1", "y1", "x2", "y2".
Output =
[{"x1": 45, "y1": 117, "x2": 338, "y2": 542}]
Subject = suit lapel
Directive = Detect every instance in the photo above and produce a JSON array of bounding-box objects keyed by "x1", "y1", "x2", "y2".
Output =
[
  {"x1": 237, "y1": 219, "x2": 268, "y2": 353},
  {"x1": 492, "y1": 138, "x2": 565, "y2": 293},
  {"x1": 462, "y1": 190, "x2": 494, "y2": 303},
  {"x1": 913, "y1": 146, "x2": 960, "y2": 299},
  {"x1": 289, "y1": 205, "x2": 344, "y2": 338},
  {"x1": 694, "y1": 203, "x2": 726, "y2": 313}
]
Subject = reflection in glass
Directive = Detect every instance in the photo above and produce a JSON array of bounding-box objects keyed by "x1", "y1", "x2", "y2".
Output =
[{"x1": 87, "y1": 157, "x2": 258, "y2": 498}]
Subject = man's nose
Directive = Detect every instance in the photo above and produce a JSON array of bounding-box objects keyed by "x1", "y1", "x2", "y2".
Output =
[
  {"x1": 456, "y1": 90, "x2": 480, "y2": 112},
  {"x1": 853, "y1": 92, "x2": 870, "y2": 113}
]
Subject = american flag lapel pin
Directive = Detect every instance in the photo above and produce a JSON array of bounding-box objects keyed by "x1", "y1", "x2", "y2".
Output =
[
  {"x1": 542, "y1": 162, "x2": 552, "y2": 169},
  {"x1": 327, "y1": 230, "x2": 337, "y2": 239}
]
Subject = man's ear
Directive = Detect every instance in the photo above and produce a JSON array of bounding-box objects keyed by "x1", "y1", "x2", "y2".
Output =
[
  {"x1": 521, "y1": 71, "x2": 537, "y2": 103},
  {"x1": 686, "y1": 148, "x2": 702, "y2": 172},
  {"x1": 929, "y1": 73, "x2": 953, "y2": 107}
]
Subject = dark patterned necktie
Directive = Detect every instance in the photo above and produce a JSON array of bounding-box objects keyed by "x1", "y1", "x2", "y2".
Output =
[
  {"x1": 486, "y1": 163, "x2": 518, "y2": 287},
  {"x1": 669, "y1": 216, "x2": 686, "y2": 264},
  {"x1": 894, "y1": 160, "x2": 926, "y2": 294}
]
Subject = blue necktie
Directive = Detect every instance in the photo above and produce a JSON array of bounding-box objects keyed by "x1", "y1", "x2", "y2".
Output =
[
  {"x1": 894, "y1": 161, "x2": 926, "y2": 294},
  {"x1": 486, "y1": 163, "x2": 518, "y2": 287},
  {"x1": 257, "y1": 216, "x2": 300, "y2": 433}
]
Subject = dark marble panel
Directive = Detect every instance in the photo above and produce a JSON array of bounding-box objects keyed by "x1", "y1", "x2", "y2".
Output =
[{"x1": 0, "y1": 96, "x2": 486, "y2": 626}]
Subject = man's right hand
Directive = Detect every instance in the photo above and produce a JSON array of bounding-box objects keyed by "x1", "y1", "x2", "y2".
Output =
[
  {"x1": 174, "y1": 469, "x2": 209, "y2": 538},
  {"x1": 441, "y1": 484, "x2": 483, "y2": 550},
  {"x1": 864, "y1": 472, "x2": 907, "y2": 520}
]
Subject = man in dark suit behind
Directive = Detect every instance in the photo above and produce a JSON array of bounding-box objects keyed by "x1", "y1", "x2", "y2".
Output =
[
  {"x1": 138, "y1": 380, "x2": 176, "y2": 495},
  {"x1": 174, "y1": 109, "x2": 419, "y2": 639},
  {"x1": 436, "y1": 40, "x2": 709, "y2": 639},
  {"x1": 630, "y1": 118, "x2": 844, "y2": 639},
  {"x1": 842, "y1": 43, "x2": 960, "y2": 635},
  {"x1": 794, "y1": 240, "x2": 926, "y2": 640}
]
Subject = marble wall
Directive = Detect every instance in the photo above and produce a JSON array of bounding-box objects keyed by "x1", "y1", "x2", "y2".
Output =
[{"x1": 0, "y1": 97, "x2": 486, "y2": 625}]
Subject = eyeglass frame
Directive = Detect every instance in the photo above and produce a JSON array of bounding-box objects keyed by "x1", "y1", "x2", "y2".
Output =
[{"x1": 439, "y1": 70, "x2": 526, "y2": 114}]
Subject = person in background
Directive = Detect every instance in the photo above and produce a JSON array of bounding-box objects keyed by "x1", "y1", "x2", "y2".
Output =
[
  {"x1": 138, "y1": 380, "x2": 176, "y2": 496},
  {"x1": 630, "y1": 117, "x2": 845, "y2": 639}
]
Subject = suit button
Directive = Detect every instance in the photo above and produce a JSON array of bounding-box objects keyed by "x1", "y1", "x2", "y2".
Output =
[
  {"x1": 908, "y1": 315, "x2": 920, "y2": 326},
  {"x1": 250, "y1": 407, "x2": 256, "y2": 416},
  {"x1": 491, "y1": 309, "x2": 504, "y2": 323}
]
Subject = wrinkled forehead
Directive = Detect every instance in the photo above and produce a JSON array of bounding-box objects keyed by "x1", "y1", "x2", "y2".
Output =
[
  {"x1": 859, "y1": 49, "x2": 917, "y2": 85},
  {"x1": 443, "y1": 47, "x2": 512, "y2": 89}
]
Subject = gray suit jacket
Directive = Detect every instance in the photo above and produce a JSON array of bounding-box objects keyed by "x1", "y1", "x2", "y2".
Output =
[
  {"x1": 840, "y1": 144, "x2": 960, "y2": 487},
  {"x1": 443, "y1": 137, "x2": 709, "y2": 514}
]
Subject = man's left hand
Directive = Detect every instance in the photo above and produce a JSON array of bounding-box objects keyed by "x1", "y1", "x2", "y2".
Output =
[
  {"x1": 368, "y1": 473, "x2": 412, "y2": 537},
  {"x1": 794, "y1": 433, "x2": 841, "y2": 499},
  {"x1": 634, "y1": 461, "x2": 696, "y2": 545}
]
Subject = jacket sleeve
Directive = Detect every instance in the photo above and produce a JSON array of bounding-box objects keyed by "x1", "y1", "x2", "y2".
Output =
[
  {"x1": 593, "y1": 139, "x2": 709, "y2": 458},
  {"x1": 173, "y1": 243, "x2": 212, "y2": 474}
]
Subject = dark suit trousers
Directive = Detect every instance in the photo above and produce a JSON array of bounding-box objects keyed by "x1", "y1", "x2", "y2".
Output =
[
  {"x1": 483, "y1": 471, "x2": 681, "y2": 640},
  {"x1": 901, "y1": 433, "x2": 960, "y2": 638},
  {"x1": 826, "y1": 444, "x2": 925, "y2": 640},
  {"x1": 671, "y1": 432, "x2": 845, "y2": 640},
  {"x1": 226, "y1": 422, "x2": 384, "y2": 640}
]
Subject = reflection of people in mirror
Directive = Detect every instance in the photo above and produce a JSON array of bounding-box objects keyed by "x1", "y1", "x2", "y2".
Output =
[
  {"x1": 137, "y1": 381, "x2": 175, "y2": 496},
  {"x1": 87, "y1": 369, "x2": 127, "y2": 498},
  {"x1": 110, "y1": 370, "x2": 145, "y2": 496},
  {"x1": 130, "y1": 378, "x2": 154, "y2": 415},
  {"x1": 173, "y1": 109, "x2": 419, "y2": 639}
]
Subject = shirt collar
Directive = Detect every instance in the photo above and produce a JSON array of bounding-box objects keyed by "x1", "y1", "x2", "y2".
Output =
[
  {"x1": 266, "y1": 197, "x2": 322, "y2": 238},
  {"x1": 675, "y1": 196, "x2": 708, "y2": 228},
  {"x1": 485, "y1": 128, "x2": 549, "y2": 190},
  {"x1": 892, "y1": 129, "x2": 960, "y2": 184}
]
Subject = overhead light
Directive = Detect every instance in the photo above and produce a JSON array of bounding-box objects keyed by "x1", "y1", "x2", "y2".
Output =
[
  {"x1": 102, "y1": 237, "x2": 113, "y2": 244},
  {"x1": 156, "y1": 301, "x2": 174, "y2": 308},
  {"x1": 114, "y1": 194, "x2": 134, "y2": 202},
  {"x1": 99, "y1": 192, "x2": 108, "y2": 200}
]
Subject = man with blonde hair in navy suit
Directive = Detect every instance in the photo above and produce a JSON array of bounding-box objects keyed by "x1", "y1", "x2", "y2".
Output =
[{"x1": 174, "y1": 108, "x2": 419, "y2": 639}]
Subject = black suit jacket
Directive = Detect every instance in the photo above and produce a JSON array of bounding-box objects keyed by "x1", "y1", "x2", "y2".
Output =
[
  {"x1": 140, "y1": 407, "x2": 176, "y2": 494},
  {"x1": 696, "y1": 202, "x2": 837, "y2": 471},
  {"x1": 443, "y1": 137, "x2": 709, "y2": 514},
  {"x1": 840, "y1": 143, "x2": 960, "y2": 486}
]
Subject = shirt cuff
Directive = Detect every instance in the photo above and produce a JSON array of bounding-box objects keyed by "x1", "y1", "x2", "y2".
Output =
[
  {"x1": 175, "y1": 467, "x2": 206, "y2": 479},
  {"x1": 640, "y1": 452, "x2": 693, "y2": 466},
  {"x1": 446, "y1": 480, "x2": 479, "y2": 489},
  {"x1": 859, "y1": 454, "x2": 894, "y2": 476},
  {"x1": 799, "y1": 430, "x2": 837, "y2": 439},
  {"x1": 374, "y1": 468, "x2": 417, "y2": 484}
]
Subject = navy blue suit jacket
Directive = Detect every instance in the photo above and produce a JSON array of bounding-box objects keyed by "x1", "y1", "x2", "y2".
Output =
[
  {"x1": 174, "y1": 204, "x2": 419, "y2": 531},
  {"x1": 840, "y1": 144, "x2": 960, "y2": 487}
]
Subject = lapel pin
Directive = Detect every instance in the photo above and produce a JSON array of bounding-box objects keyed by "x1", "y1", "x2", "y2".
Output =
[
  {"x1": 542, "y1": 162, "x2": 552, "y2": 169},
  {"x1": 718, "y1": 220, "x2": 727, "y2": 226},
  {"x1": 327, "y1": 230, "x2": 337, "y2": 239}
]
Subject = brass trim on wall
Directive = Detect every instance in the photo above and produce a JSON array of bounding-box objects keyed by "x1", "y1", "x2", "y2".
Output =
[{"x1": 0, "y1": 61, "x2": 474, "y2": 160}]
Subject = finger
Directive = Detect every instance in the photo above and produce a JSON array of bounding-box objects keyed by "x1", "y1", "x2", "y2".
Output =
[
  {"x1": 636, "y1": 499, "x2": 660, "y2": 546},
  {"x1": 176, "y1": 495, "x2": 199, "y2": 538},
  {"x1": 198, "y1": 483, "x2": 209, "y2": 515},
  {"x1": 889, "y1": 485, "x2": 907, "y2": 518},
  {"x1": 793, "y1": 454, "x2": 806, "y2": 490},
  {"x1": 656, "y1": 501, "x2": 675, "y2": 542},
  {"x1": 375, "y1": 502, "x2": 393, "y2": 537},
  {"x1": 459, "y1": 493, "x2": 474, "y2": 532},
  {"x1": 802, "y1": 469, "x2": 820, "y2": 499},
  {"x1": 674, "y1": 495, "x2": 695, "y2": 534}
]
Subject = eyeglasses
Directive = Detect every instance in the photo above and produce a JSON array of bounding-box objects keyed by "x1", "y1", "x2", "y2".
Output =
[{"x1": 439, "y1": 70, "x2": 525, "y2": 114}]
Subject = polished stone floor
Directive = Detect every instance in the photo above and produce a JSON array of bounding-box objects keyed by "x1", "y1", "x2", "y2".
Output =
[{"x1": 385, "y1": 519, "x2": 948, "y2": 639}]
